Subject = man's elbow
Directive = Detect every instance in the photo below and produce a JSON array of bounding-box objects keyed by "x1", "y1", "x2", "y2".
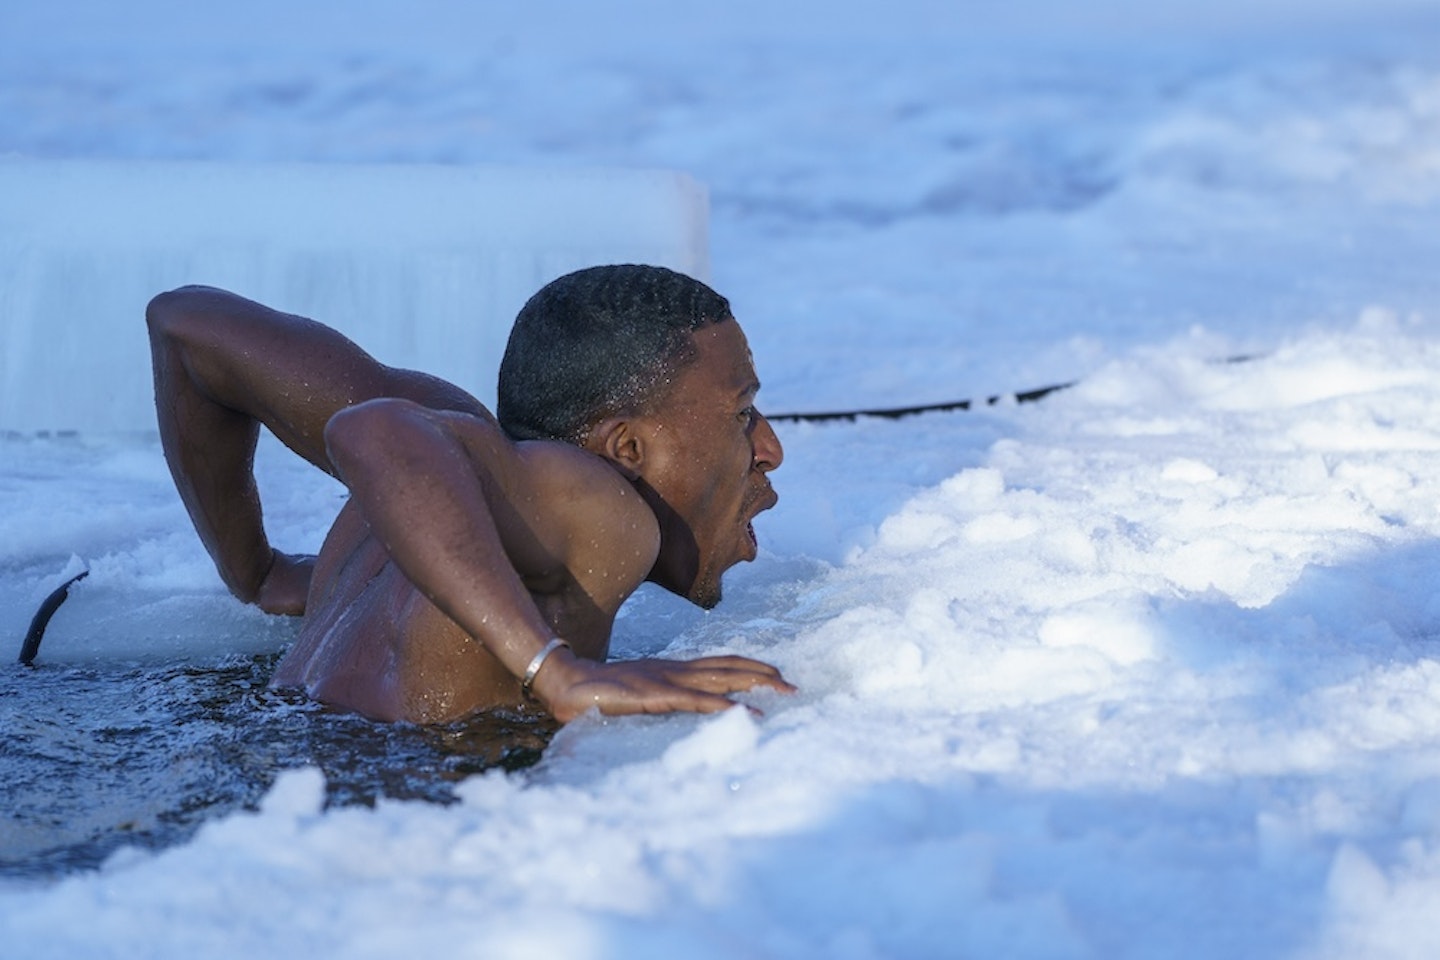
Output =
[{"x1": 144, "y1": 285, "x2": 218, "y2": 343}]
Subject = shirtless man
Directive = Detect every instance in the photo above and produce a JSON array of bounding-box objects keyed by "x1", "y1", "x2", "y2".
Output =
[{"x1": 146, "y1": 264, "x2": 793, "y2": 725}]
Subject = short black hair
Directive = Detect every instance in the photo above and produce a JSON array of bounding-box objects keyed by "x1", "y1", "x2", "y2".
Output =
[{"x1": 497, "y1": 264, "x2": 733, "y2": 443}]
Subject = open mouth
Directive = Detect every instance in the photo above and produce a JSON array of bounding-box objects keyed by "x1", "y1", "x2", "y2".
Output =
[
  {"x1": 743, "y1": 484, "x2": 778, "y2": 523},
  {"x1": 740, "y1": 484, "x2": 777, "y2": 556}
]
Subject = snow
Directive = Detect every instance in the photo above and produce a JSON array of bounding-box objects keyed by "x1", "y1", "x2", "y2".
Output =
[{"x1": 6, "y1": 0, "x2": 1440, "y2": 956}]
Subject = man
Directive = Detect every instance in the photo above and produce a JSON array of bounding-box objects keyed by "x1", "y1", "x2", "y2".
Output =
[{"x1": 146, "y1": 264, "x2": 793, "y2": 725}]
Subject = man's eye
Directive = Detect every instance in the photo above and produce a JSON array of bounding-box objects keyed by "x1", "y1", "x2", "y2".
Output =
[{"x1": 736, "y1": 406, "x2": 756, "y2": 424}]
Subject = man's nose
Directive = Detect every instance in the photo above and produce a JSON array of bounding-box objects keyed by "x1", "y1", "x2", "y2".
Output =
[{"x1": 752, "y1": 411, "x2": 784, "y2": 472}]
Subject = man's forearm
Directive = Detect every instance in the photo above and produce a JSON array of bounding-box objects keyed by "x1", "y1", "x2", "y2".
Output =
[{"x1": 148, "y1": 293, "x2": 278, "y2": 603}]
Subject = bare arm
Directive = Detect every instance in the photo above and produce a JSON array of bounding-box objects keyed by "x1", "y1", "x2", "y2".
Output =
[
  {"x1": 146, "y1": 285, "x2": 488, "y2": 614},
  {"x1": 324, "y1": 398, "x2": 794, "y2": 722}
]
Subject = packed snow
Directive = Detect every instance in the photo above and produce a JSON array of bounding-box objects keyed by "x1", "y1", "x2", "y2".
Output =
[{"x1": 5, "y1": 0, "x2": 1440, "y2": 957}]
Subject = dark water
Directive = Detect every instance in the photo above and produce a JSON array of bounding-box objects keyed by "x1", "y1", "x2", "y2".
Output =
[{"x1": 0, "y1": 652, "x2": 557, "y2": 882}]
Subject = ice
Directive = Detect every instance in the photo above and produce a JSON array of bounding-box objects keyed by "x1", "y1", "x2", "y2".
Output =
[
  {"x1": 255, "y1": 767, "x2": 325, "y2": 820},
  {"x1": 0, "y1": 160, "x2": 707, "y2": 431}
]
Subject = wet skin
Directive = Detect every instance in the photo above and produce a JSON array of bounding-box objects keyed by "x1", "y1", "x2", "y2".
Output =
[
  {"x1": 148, "y1": 286, "x2": 792, "y2": 725},
  {"x1": 274, "y1": 320, "x2": 785, "y2": 722}
]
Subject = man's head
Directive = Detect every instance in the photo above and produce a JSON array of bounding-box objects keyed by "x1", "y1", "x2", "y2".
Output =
[
  {"x1": 497, "y1": 264, "x2": 732, "y2": 444},
  {"x1": 499, "y1": 264, "x2": 783, "y2": 609}
]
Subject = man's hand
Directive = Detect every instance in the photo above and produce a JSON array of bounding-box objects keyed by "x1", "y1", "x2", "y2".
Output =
[
  {"x1": 530, "y1": 649, "x2": 796, "y2": 723},
  {"x1": 254, "y1": 551, "x2": 317, "y2": 616}
]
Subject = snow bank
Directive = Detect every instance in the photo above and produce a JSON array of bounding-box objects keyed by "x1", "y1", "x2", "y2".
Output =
[{"x1": 10, "y1": 317, "x2": 1440, "y2": 958}]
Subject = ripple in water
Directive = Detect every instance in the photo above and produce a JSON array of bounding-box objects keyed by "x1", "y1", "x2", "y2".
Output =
[{"x1": 0, "y1": 652, "x2": 558, "y2": 881}]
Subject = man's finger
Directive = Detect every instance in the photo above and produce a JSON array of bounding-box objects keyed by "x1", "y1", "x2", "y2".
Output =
[
  {"x1": 660, "y1": 662, "x2": 796, "y2": 695},
  {"x1": 683, "y1": 654, "x2": 787, "y2": 676},
  {"x1": 633, "y1": 689, "x2": 739, "y2": 716}
]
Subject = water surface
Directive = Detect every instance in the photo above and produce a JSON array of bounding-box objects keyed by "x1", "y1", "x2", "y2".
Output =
[{"x1": 0, "y1": 652, "x2": 557, "y2": 882}]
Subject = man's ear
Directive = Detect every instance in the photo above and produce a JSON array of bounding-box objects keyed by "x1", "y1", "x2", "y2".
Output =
[{"x1": 584, "y1": 416, "x2": 646, "y2": 480}]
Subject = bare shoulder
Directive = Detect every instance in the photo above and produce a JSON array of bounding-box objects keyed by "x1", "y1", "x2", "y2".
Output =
[
  {"x1": 519, "y1": 441, "x2": 660, "y2": 543},
  {"x1": 439, "y1": 411, "x2": 661, "y2": 592}
]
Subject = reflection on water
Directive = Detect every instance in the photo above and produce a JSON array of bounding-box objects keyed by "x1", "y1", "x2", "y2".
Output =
[{"x1": 0, "y1": 653, "x2": 557, "y2": 882}]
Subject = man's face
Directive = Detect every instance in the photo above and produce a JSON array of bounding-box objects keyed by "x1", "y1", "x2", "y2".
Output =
[{"x1": 634, "y1": 319, "x2": 783, "y2": 608}]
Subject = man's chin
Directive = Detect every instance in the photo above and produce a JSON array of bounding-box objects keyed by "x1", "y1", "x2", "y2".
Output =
[
  {"x1": 689, "y1": 585, "x2": 723, "y2": 610},
  {"x1": 686, "y1": 574, "x2": 724, "y2": 610}
]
